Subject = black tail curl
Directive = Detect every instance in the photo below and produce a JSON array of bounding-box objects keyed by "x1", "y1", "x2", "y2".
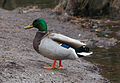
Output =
[{"x1": 74, "y1": 45, "x2": 90, "y2": 57}]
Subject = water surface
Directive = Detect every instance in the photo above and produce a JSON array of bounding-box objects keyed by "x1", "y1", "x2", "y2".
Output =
[{"x1": 85, "y1": 44, "x2": 120, "y2": 83}]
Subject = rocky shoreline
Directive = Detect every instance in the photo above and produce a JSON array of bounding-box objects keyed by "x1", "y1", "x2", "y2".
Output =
[{"x1": 0, "y1": 8, "x2": 112, "y2": 83}]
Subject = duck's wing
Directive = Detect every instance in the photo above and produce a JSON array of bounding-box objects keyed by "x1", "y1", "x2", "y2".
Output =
[{"x1": 48, "y1": 33, "x2": 86, "y2": 48}]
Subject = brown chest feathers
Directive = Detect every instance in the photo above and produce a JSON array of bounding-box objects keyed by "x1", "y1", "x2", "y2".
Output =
[{"x1": 33, "y1": 32, "x2": 47, "y2": 53}]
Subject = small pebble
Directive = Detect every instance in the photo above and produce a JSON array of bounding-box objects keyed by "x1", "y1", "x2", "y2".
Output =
[
  {"x1": 78, "y1": 34, "x2": 81, "y2": 37},
  {"x1": 51, "y1": 72, "x2": 54, "y2": 74}
]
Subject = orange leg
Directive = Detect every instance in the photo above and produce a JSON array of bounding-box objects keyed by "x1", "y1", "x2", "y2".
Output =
[
  {"x1": 44, "y1": 60, "x2": 56, "y2": 69},
  {"x1": 56, "y1": 60, "x2": 63, "y2": 69}
]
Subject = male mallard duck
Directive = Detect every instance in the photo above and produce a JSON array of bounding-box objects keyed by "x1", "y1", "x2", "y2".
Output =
[{"x1": 24, "y1": 18, "x2": 92, "y2": 69}]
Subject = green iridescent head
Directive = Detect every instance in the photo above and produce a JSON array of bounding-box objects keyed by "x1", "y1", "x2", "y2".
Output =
[{"x1": 24, "y1": 18, "x2": 47, "y2": 32}]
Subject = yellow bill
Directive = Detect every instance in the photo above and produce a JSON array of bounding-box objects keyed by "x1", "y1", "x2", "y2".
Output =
[{"x1": 24, "y1": 24, "x2": 33, "y2": 29}]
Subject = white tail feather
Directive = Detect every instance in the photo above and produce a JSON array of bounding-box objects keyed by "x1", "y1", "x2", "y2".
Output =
[{"x1": 77, "y1": 52, "x2": 93, "y2": 56}]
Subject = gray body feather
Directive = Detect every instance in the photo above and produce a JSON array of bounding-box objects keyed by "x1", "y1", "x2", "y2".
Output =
[{"x1": 39, "y1": 37, "x2": 79, "y2": 60}]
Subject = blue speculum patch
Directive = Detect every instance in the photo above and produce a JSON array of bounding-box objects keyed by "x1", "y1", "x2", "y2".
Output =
[{"x1": 61, "y1": 44, "x2": 70, "y2": 48}]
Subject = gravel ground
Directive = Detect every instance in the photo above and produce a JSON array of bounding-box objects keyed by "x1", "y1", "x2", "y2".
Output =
[{"x1": 0, "y1": 8, "x2": 109, "y2": 83}]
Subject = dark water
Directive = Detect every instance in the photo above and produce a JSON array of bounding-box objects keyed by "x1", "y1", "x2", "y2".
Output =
[
  {"x1": 85, "y1": 25, "x2": 120, "y2": 83},
  {"x1": 0, "y1": 0, "x2": 58, "y2": 10},
  {"x1": 85, "y1": 44, "x2": 120, "y2": 83},
  {"x1": 0, "y1": 0, "x2": 120, "y2": 83}
]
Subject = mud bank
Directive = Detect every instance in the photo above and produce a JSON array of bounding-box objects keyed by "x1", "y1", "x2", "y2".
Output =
[{"x1": 0, "y1": 8, "x2": 110, "y2": 83}]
